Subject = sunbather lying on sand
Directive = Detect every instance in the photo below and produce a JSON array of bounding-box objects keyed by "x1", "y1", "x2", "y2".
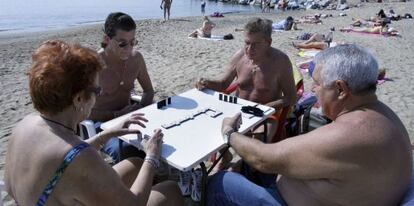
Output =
[
  {"x1": 189, "y1": 16, "x2": 216, "y2": 38},
  {"x1": 351, "y1": 18, "x2": 382, "y2": 27},
  {"x1": 292, "y1": 32, "x2": 333, "y2": 50},
  {"x1": 295, "y1": 18, "x2": 322, "y2": 24},
  {"x1": 302, "y1": 13, "x2": 333, "y2": 19},
  {"x1": 340, "y1": 21, "x2": 399, "y2": 36}
]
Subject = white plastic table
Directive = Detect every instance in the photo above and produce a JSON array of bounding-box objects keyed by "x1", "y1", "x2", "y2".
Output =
[{"x1": 101, "y1": 88, "x2": 275, "y2": 172}]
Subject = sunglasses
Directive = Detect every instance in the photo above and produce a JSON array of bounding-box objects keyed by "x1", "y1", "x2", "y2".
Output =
[
  {"x1": 86, "y1": 86, "x2": 102, "y2": 96},
  {"x1": 114, "y1": 38, "x2": 138, "y2": 48}
]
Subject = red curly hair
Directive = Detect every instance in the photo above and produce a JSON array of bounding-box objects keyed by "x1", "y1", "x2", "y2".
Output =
[{"x1": 28, "y1": 40, "x2": 102, "y2": 115}]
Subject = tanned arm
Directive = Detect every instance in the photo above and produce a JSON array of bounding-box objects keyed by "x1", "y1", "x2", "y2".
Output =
[
  {"x1": 266, "y1": 54, "x2": 297, "y2": 110},
  {"x1": 135, "y1": 52, "x2": 154, "y2": 107},
  {"x1": 228, "y1": 121, "x2": 359, "y2": 180}
]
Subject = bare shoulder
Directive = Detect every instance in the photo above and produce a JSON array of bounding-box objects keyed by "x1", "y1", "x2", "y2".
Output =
[
  {"x1": 231, "y1": 49, "x2": 245, "y2": 61},
  {"x1": 131, "y1": 50, "x2": 146, "y2": 71},
  {"x1": 270, "y1": 47, "x2": 291, "y2": 69},
  {"x1": 270, "y1": 47, "x2": 290, "y2": 61},
  {"x1": 131, "y1": 50, "x2": 144, "y2": 61},
  {"x1": 229, "y1": 49, "x2": 246, "y2": 66},
  {"x1": 13, "y1": 113, "x2": 41, "y2": 136}
]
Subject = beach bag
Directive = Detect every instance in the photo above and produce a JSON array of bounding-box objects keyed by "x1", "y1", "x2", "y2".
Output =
[
  {"x1": 285, "y1": 94, "x2": 317, "y2": 136},
  {"x1": 286, "y1": 93, "x2": 331, "y2": 136},
  {"x1": 223, "y1": 33, "x2": 234, "y2": 40}
]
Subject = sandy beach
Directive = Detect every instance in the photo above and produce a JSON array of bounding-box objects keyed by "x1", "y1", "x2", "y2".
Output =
[{"x1": 1, "y1": 2, "x2": 413, "y2": 205}]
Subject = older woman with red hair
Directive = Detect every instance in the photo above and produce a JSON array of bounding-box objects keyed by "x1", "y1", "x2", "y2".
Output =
[{"x1": 4, "y1": 40, "x2": 184, "y2": 206}]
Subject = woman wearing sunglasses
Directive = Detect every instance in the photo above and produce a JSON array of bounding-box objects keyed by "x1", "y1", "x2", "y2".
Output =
[{"x1": 4, "y1": 40, "x2": 184, "y2": 206}]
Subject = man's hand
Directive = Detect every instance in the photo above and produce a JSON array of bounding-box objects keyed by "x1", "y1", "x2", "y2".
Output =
[
  {"x1": 195, "y1": 78, "x2": 208, "y2": 90},
  {"x1": 221, "y1": 113, "x2": 242, "y2": 142},
  {"x1": 265, "y1": 101, "x2": 285, "y2": 110}
]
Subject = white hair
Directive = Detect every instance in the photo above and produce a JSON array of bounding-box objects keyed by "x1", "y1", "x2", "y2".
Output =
[{"x1": 314, "y1": 44, "x2": 379, "y2": 93}]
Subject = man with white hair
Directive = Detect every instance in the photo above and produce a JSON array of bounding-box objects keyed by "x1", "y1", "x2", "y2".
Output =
[{"x1": 207, "y1": 44, "x2": 412, "y2": 206}]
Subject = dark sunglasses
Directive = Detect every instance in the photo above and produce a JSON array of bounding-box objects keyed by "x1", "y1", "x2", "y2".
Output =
[
  {"x1": 114, "y1": 39, "x2": 138, "y2": 48},
  {"x1": 241, "y1": 106, "x2": 264, "y2": 117},
  {"x1": 86, "y1": 86, "x2": 102, "y2": 96}
]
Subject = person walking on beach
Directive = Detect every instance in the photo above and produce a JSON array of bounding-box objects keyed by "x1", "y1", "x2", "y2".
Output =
[
  {"x1": 201, "y1": 0, "x2": 206, "y2": 16},
  {"x1": 161, "y1": 0, "x2": 172, "y2": 21},
  {"x1": 90, "y1": 12, "x2": 155, "y2": 163}
]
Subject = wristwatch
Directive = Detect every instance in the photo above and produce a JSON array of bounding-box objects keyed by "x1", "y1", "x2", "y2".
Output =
[{"x1": 223, "y1": 128, "x2": 236, "y2": 145}]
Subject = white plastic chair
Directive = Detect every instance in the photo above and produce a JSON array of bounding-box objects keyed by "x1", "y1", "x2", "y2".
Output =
[{"x1": 78, "y1": 95, "x2": 142, "y2": 140}]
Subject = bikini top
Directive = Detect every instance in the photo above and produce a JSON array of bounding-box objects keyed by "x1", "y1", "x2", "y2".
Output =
[{"x1": 35, "y1": 142, "x2": 90, "y2": 206}]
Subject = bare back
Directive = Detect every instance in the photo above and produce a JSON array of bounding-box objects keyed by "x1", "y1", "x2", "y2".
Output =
[
  {"x1": 163, "y1": 0, "x2": 172, "y2": 7},
  {"x1": 5, "y1": 114, "x2": 136, "y2": 206},
  {"x1": 5, "y1": 114, "x2": 92, "y2": 205},
  {"x1": 277, "y1": 101, "x2": 412, "y2": 206},
  {"x1": 233, "y1": 48, "x2": 295, "y2": 105}
]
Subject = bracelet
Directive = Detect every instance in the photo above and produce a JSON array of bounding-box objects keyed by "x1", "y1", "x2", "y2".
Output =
[{"x1": 144, "y1": 155, "x2": 160, "y2": 169}]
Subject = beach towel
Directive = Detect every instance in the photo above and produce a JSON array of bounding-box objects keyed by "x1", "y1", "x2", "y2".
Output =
[
  {"x1": 188, "y1": 35, "x2": 224, "y2": 41},
  {"x1": 298, "y1": 49, "x2": 321, "y2": 58},
  {"x1": 297, "y1": 41, "x2": 338, "y2": 58}
]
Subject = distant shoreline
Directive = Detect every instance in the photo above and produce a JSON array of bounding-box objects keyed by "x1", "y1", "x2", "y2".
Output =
[{"x1": 0, "y1": 9, "x2": 253, "y2": 37}]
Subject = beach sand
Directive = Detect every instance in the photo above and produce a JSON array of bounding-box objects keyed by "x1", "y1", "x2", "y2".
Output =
[{"x1": 1, "y1": 2, "x2": 413, "y2": 205}]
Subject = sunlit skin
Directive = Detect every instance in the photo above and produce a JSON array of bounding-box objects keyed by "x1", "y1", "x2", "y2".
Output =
[{"x1": 221, "y1": 64, "x2": 412, "y2": 206}]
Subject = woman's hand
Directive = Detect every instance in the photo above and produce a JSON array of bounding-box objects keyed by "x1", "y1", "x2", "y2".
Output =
[
  {"x1": 100, "y1": 113, "x2": 148, "y2": 138},
  {"x1": 143, "y1": 129, "x2": 164, "y2": 158}
]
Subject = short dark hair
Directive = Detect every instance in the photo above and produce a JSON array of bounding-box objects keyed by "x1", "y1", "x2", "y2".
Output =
[
  {"x1": 244, "y1": 18, "x2": 273, "y2": 38},
  {"x1": 286, "y1": 16, "x2": 294, "y2": 22},
  {"x1": 103, "y1": 12, "x2": 136, "y2": 38},
  {"x1": 28, "y1": 40, "x2": 102, "y2": 115}
]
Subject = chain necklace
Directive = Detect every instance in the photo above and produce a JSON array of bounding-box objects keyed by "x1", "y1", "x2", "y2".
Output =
[{"x1": 41, "y1": 115, "x2": 75, "y2": 134}]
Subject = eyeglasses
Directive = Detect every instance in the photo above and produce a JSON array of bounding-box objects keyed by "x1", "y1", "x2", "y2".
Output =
[
  {"x1": 114, "y1": 38, "x2": 138, "y2": 48},
  {"x1": 86, "y1": 86, "x2": 102, "y2": 96}
]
